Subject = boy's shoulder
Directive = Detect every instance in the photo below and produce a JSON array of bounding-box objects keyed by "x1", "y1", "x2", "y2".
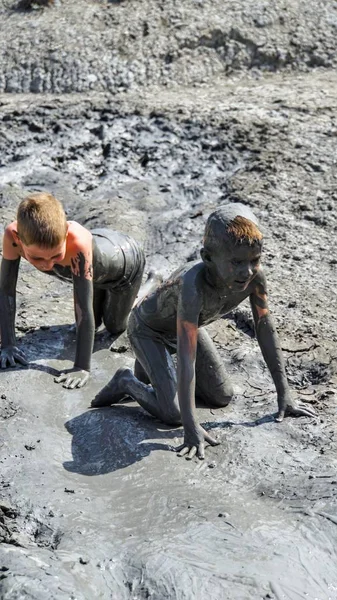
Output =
[
  {"x1": 173, "y1": 260, "x2": 205, "y2": 286},
  {"x1": 66, "y1": 221, "x2": 92, "y2": 251},
  {"x1": 178, "y1": 261, "x2": 206, "y2": 304},
  {"x1": 4, "y1": 221, "x2": 17, "y2": 237},
  {"x1": 2, "y1": 222, "x2": 21, "y2": 260},
  {"x1": 251, "y1": 267, "x2": 268, "y2": 291}
]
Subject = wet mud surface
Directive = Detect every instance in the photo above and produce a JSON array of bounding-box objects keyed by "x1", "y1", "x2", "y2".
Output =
[{"x1": 1, "y1": 71, "x2": 337, "y2": 599}]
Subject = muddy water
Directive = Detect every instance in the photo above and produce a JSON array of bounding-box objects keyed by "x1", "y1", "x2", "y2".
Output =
[
  {"x1": 2, "y1": 347, "x2": 337, "y2": 600},
  {"x1": 1, "y1": 76, "x2": 337, "y2": 599}
]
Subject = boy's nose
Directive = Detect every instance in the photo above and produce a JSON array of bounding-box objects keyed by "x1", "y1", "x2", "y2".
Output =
[
  {"x1": 43, "y1": 261, "x2": 54, "y2": 270},
  {"x1": 238, "y1": 264, "x2": 253, "y2": 279}
]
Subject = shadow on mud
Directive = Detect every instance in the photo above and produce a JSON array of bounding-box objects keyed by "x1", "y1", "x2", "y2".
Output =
[
  {"x1": 63, "y1": 404, "x2": 275, "y2": 476},
  {"x1": 63, "y1": 404, "x2": 181, "y2": 476}
]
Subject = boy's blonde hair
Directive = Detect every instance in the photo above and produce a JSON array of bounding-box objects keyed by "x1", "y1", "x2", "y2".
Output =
[{"x1": 17, "y1": 192, "x2": 67, "y2": 248}]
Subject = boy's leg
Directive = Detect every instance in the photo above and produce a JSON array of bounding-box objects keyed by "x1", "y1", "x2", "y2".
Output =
[
  {"x1": 93, "y1": 287, "x2": 106, "y2": 330},
  {"x1": 92, "y1": 313, "x2": 181, "y2": 425},
  {"x1": 103, "y1": 270, "x2": 163, "y2": 335},
  {"x1": 134, "y1": 359, "x2": 150, "y2": 384},
  {"x1": 103, "y1": 268, "x2": 143, "y2": 334},
  {"x1": 195, "y1": 328, "x2": 234, "y2": 407}
]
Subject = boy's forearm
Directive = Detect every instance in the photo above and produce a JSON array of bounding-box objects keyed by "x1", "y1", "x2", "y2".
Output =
[
  {"x1": 177, "y1": 320, "x2": 199, "y2": 430},
  {"x1": 0, "y1": 258, "x2": 20, "y2": 348},
  {"x1": 256, "y1": 314, "x2": 289, "y2": 397},
  {"x1": 74, "y1": 315, "x2": 95, "y2": 372},
  {"x1": 0, "y1": 291, "x2": 16, "y2": 347},
  {"x1": 73, "y1": 275, "x2": 94, "y2": 372},
  {"x1": 177, "y1": 356, "x2": 197, "y2": 426}
]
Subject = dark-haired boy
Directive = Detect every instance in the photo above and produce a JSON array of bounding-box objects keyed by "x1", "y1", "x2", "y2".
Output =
[{"x1": 92, "y1": 203, "x2": 315, "y2": 458}]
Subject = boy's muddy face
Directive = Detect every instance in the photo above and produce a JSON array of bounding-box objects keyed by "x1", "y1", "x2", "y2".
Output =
[
  {"x1": 203, "y1": 242, "x2": 262, "y2": 291},
  {"x1": 23, "y1": 240, "x2": 67, "y2": 271}
]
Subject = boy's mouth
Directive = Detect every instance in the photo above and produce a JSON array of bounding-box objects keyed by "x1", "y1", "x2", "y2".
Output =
[{"x1": 234, "y1": 279, "x2": 249, "y2": 289}]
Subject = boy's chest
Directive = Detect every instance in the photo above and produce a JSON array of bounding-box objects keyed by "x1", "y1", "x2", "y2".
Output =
[{"x1": 199, "y1": 289, "x2": 248, "y2": 326}]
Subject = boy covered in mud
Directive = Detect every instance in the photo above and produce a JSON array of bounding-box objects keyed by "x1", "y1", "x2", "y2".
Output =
[
  {"x1": 0, "y1": 192, "x2": 159, "y2": 388},
  {"x1": 92, "y1": 203, "x2": 315, "y2": 458}
]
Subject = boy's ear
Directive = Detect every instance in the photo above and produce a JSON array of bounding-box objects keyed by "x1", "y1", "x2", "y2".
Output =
[
  {"x1": 12, "y1": 230, "x2": 21, "y2": 245},
  {"x1": 200, "y1": 247, "x2": 212, "y2": 266}
]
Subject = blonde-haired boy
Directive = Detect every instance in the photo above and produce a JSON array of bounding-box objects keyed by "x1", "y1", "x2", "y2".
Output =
[{"x1": 0, "y1": 192, "x2": 159, "y2": 388}]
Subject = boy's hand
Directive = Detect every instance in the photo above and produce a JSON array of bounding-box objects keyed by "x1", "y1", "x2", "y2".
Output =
[
  {"x1": 275, "y1": 395, "x2": 316, "y2": 422},
  {"x1": 54, "y1": 368, "x2": 90, "y2": 389},
  {"x1": 176, "y1": 424, "x2": 220, "y2": 460},
  {"x1": 1, "y1": 345, "x2": 28, "y2": 369}
]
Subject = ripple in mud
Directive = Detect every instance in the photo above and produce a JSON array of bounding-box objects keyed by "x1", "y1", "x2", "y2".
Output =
[
  {"x1": 287, "y1": 358, "x2": 333, "y2": 387},
  {"x1": 257, "y1": 471, "x2": 337, "y2": 507},
  {"x1": 0, "y1": 501, "x2": 62, "y2": 550},
  {"x1": 0, "y1": 396, "x2": 18, "y2": 420}
]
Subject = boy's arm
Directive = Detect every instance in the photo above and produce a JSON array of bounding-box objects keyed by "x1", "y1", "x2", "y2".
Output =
[
  {"x1": 250, "y1": 271, "x2": 315, "y2": 421},
  {"x1": 176, "y1": 273, "x2": 219, "y2": 460},
  {"x1": 0, "y1": 228, "x2": 28, "y2": 368},
  {"x1": 54, "y1": 237, "x2": 94, "y2": 389}
]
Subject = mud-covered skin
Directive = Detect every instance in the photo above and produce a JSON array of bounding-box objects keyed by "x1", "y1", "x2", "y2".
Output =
[
  {"x1": 54, "y1": 250, "x2": 94, "y2": 385},
  {"x1": 93, "y1": 205, "x2": 315, "y2": 459},
  {"x1": 0, "y1": 224, "x2": 145, "y2": 387},
  {"x1": 0, "y1": 257, "x2": 28, "y2": 368},
  {"x1": 51, "y1": 229, "x2": 146, "y2": 335}
]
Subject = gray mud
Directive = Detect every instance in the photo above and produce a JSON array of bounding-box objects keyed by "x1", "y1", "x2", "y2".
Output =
[{"x1": 1, "y1": 2, "x2": 337, "y2": 599}]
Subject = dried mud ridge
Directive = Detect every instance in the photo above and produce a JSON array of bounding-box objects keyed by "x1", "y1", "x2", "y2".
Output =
[
  {"x1": 1, "y1": 0, "x2": 337, "y2": 93},
  {"x1": 1, "y1": 68, "x2": 337, "y2": 600}
]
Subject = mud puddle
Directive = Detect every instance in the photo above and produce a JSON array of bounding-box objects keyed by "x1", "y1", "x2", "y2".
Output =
[{"x1": 1, "y1": 74, "x2": 337, "y2": 598}]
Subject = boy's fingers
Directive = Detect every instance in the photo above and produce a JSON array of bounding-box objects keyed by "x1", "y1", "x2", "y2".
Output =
[
  {"x1": 177, "y1": 446, "x2": 190, "y2": 457},
  {"x1": 70, "y1": 378, "x2": 82, "y2": 389},
  {"x1": 297, "y1": 403, "x2": 316, "y2": 416},
  {"x1": 197, "y1": 443, "x2": 205, "y2": 460},
  {"x1": 63, "y1": 377, "x2": 75, "y2": 389},
  {"x1": 292, "y1": 407, "x2": 316, "y2": 418},
  {"x1": 8, "y1": 355, "x2": 16, "y2": 368},
  {"x1": 15, "y1": 348, "x2": 26, "y2": 357},
  {"x1": 186, "y1": 447, "x2": 197, "y2": 460},
  {"x1": 204, "y1": 432, "x2": 219, "y2": 446},
  {"x1": 77, "y1": 377, "x2": 88, "y2": 388},
  {"x1": 1, "y1": 356, "x2": 9, "y2": 369},
  {"x1": 16, "y1": 354, "x2": 28, "y2": 365},
  {"x1": 54, "y1": 373, "x2": 67, "y2": 384}
]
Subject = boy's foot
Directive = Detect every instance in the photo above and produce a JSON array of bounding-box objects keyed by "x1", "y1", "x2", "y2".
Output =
[{"x1": 91, "y1": 367, "x2": 133, "y2": 407}]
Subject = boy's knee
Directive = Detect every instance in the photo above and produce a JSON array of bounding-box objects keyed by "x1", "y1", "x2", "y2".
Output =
[
  {"x1": 105, "y1": 320, "x2": 128, "y2": 336},
  {"x1": 216, "y1": 392, "x2": 233, "y2": 408},
  {"x1": 213, "y1": 383, "x2": 234, "y2": 408}
]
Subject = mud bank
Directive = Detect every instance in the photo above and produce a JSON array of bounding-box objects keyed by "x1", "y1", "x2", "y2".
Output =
[
  {"x1": 1, "y1": 0, "x2": 337, "y2": 94},
  {"x1": 1, "y1": 74, "x2": 337, "y2": 598}
]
